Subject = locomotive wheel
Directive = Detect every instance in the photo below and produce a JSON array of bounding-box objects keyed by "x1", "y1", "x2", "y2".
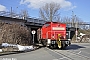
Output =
[
  {"x1": 49, "y1": 44, "x2": 57, "y2": 49},
  {"x1": 50, "y1": 45, "x2": 54, "y2": 49}
]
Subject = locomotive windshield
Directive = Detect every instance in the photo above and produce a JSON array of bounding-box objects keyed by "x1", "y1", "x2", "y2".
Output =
[{"x1": 44, "y1": 24, "x2": 50, "y2": 27}]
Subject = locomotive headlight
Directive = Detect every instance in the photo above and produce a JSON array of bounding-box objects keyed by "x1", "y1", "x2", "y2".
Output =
[
  {"x1": 47, "y1": 39, "x2": 51, "y2": 44},
  {"x1": 64, "y1": 36, "x2": 66, "y2": 39},
  {"x1": 52, "y1": 34, "x2": 55, "y2": 39},
  {"x1": 52, "y1": 35, "x2": 55, "y2": 39}
]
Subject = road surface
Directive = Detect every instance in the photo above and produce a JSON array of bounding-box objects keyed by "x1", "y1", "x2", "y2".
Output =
[{"x1": 0, "y1": 43, "x2": 90, "y2": 60}]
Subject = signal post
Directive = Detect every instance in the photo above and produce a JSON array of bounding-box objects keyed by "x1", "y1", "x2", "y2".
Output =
[{"x1": 31, "y1": 30, "x2": 36, "y2": 47}]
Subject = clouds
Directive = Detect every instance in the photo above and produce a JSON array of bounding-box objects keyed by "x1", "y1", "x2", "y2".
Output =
[
  {"x1": 20, "y1": 0, "x2": 76, "y2": 10},
  {"x1": 0, "y1": 4, "x2": 6, "y2": 11}
]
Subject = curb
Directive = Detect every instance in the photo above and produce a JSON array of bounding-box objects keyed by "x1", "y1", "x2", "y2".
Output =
[{"x1": 0, "y1": 52, "x2": 19, "y2": 56}]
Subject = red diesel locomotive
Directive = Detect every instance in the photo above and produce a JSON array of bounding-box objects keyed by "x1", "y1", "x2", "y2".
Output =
[{"x1": 38, "y1": 22, "x2": 76, "y2": 49}]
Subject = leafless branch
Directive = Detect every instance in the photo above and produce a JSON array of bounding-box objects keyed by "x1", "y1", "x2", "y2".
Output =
[{"x1": 39, "y1": 2, "x2": 61, "y2": 22}]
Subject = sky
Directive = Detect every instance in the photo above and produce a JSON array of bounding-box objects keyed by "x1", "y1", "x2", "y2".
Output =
[{"x1": 0, "y1": 0, "x2": 90, "y2": 22}]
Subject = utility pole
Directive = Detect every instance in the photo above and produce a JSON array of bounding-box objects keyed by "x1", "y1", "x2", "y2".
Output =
[
  {"x1": 11, "y1": 7, "x2": 12, "y2": 17},
  {"x1": 16, "y1": 7, "x2": 18, "y2": 14},
  {"x1": 75, "y1": 15, "x2": 78, "y2": 42},
  {"x1": 71, "y1": 11, "x2": 75, "y2": 27}
]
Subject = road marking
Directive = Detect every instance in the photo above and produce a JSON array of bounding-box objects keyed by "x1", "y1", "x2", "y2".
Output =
[
  {"x1": 59, "y1": 57, "x2": 67, "y2": 59},
  {"x1": 77, "y1": 51, "x2": 81, "y2": 54},
  {"x1": 67, "y1": 50, "x2": 90, "y2": 59}
]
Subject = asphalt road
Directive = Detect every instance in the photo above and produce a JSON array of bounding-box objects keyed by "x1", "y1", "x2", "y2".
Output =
[{"x1": 0, "y1": 43, "x2": 90, "y2": 60}]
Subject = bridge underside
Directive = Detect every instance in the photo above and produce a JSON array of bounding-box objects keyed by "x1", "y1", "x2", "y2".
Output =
[{"x1": 26, "y1": 25, "x2": 42, "y2": 44}]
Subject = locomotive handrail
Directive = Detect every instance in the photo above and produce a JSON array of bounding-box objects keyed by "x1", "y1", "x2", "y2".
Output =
[{"x1": 46, "y1": 31, "x2": 66, "y2": 40}]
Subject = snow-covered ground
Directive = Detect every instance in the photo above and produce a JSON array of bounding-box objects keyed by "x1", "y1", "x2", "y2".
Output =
[{"x1": 1, "y1": 43, "x2": 34, "y2": 52}]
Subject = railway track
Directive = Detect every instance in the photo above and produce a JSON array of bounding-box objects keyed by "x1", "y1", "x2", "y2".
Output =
[{"x1": 46, "y1": 47, "x2": 90, "y2": 60}]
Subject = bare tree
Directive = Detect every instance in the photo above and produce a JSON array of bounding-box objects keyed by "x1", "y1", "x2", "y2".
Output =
[
  {"x1": 61, "y1": 14, "x2": 84, "y2": 28},
  {"x1": 60, "y1": 16, "x2": 71, "y2": 27},
  {"x1": 61, "y1": 16, "x2": 71, "y2": 23},
  {"x1": 39, "y1": 2, "x2": 61, "y2": 22},
  {"x1": 71, "y1": 11, "x2": 84, "y2": 28},
  {"x1": 20, "y1": 9, "x2": 29, "y2": 20}
]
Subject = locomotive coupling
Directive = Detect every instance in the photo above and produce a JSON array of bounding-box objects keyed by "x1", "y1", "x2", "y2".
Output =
[{"x1": 57, "y1": 34, "x2": 61, "y2": 48}]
